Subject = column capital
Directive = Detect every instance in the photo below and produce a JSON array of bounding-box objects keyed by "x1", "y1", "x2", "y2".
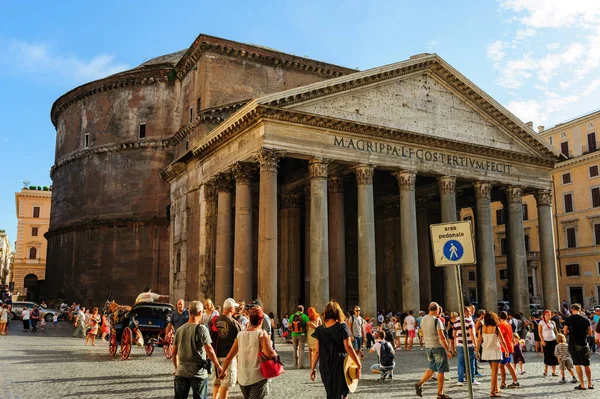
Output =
[
  {"x1": 353, "y1": 164, "x2": 375, "y2": 185},
  {"x1": 308, "y1": 158, "x2": 330, "y2": 179},
  {"x1": 438, "y1": 175, "x2": 456, "y2": 195},
  {"x1": 328, "y1": 176, "x2": 344, "y2": 193},
  {"x1": 534, "y1": 189, "x2": 552, "y2": 206},
  {"x1": 255, "y1": 148, "x2": 285, "y2": 171},
  {"x1": 213, "y1": 172, "x2": 233, "y2": 192},
  {"x1": 232, "y1": 162, "x2": 256, "y2": 184},
  {"x1": 203, "y1": 183, "x2": 217, "y2": 202},
  {"x1": 473, "y1": 181, "x2": 493, "y2": 199},
  {"x1": 281, "y1": 190, "x2": 301, "y2": 209},
  {"x1": 504, "y1": 185, "x2": 524, "y2": 204},
  {"x1": 393, "y1": 170, "x2": 417, "y2": 191}
]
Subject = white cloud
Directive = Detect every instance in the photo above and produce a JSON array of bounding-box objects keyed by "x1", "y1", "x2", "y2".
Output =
[
  {"x1": 496, "y1": 54, "x2": 537, "y2": 89},
  {"x1": 507, "y1": 95, "x2": 578, "y2": 125},
  {"x1": 427, "y1": 39, "x2": 439, "y2": 49},
  {"x1": 0, "y1": 39, "x2": 129, "y2": 84},
  {"x1": 582, "y1": 79, "x2": 600, "y2": 96},
  {"x1": 500, "y1": 0, "x2": 600, "y2": 29},
  {"x1": 515, "y1": 28, "x2": 536, "y2": 40},
  {"x1": 487, "y1": 40, "x2": 506, "y2": 62},
  {"x1": 547, "y1": 42, "x2": 560, "y2": 50}
]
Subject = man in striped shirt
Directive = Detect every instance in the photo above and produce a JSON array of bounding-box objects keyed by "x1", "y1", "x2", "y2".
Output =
[{"x1": 453, "y1": 306, "x2": 479, "y2": 386}]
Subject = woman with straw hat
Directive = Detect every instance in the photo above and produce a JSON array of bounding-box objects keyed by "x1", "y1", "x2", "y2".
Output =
[{"x1": 310, "y1": 300, "x2": 362, "y2": 398}]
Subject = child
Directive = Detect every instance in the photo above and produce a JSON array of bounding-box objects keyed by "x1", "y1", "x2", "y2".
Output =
[
  {"x1": 40, "y1": 317, "x2": 46, "y2": 331},
  {"x1": 512, "y1": 333, "x2": 526, "y2": 374},
  {"x1": 554, "y1": 333, "x2": 577, "y2": 384},
  {"x1": 52, "y1": 313, "x2": 59, "y2": 328}
]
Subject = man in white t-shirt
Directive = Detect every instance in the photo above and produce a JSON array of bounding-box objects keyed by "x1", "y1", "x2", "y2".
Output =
[
  {"x1": 404, "y1": 310, "x2": 417, "y2": 351},
  {"x1": 135, "y1": 286, "x2": 169, "y2": 304}
]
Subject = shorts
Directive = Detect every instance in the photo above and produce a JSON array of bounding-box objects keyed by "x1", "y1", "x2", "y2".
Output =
[
  {"x1": 352, "y1": 336, "x2": 363, "y2": 350},
  {"x1": 408, "y1": 329, "x2": 416, "y2": 339},
  {"x1": 370, "y1": 363, "x2": 395, "y2": 373},
  {"x1": 418, "y1": 329, "x2": 423, "y2": 337},
  {"x1": 559, "y1": 358, "x2": 574, "y2": 371},
  {"x1": 213, "y1": 357, "x2": 237, "y2": 388},
  {"x1": 569, "y1": 345, "x2": 591, "y2": 367},
  {"x1": 500, "y1": 353, "x2": 512, "y2": 365},
  {"x1": 425, "y1": 347, "x2": 449, "y2": 373}
]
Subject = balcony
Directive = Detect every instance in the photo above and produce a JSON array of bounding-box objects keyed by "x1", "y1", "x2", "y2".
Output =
[{"x1": 582, "y1": 142, "x2": 600, "y2": 155}]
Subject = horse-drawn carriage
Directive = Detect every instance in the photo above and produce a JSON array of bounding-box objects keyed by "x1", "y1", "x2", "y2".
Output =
[{"x1": 104, "y1": 296, "x2": 174, "y2": 360}]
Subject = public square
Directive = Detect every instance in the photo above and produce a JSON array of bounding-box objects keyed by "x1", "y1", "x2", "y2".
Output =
[{"x1": 1, "y1": 321, "x2": 598, "y2": 399}]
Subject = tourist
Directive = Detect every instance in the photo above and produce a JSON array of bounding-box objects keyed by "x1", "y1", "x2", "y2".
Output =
[
  {"x1": 72, "y1": 306, "x2": 86, "y2": 338},
  {"x1": 564, "y1": 303, "x2": 594, "y2": 390},
  {"x1": 30, "y1": 305, "x2": 40, "y2": 332},
  {"x1": 531, "y1": 313, "x2": 542, "y2": 356},
  {"x1": 267, "y1": 311, "x2": 276, "y2": 349},
  {"x1": 348, "y1": 306, "x2": 367, "y2": 358},
  {"x1": 21, "y1": 307, "x2": 30, "y2": 332},
  {"x1": 173, "y1": 300, "x2": 221, "y2": 399},
  {"x1": 201, "y1": 299, "x2": 219, "y2": 325},
  {"x1": 369, "y1": 330, "x2": 395, "y2": 380},
  {"x1": 476, "y1": 311, "x2": 507, "y2": 397},
  {"x1": 593, "y1": 307, "x2": 600, "y2": 353},
  {"x1": 281, "y1": 312, "x2": 289, "y2": 336},
  {"x1": 453, "y1": 306, "x2": 479, "y2": 386},
  {"x1": 212, "y1": 298, "x2": 241, "y2": 399},
  {"x1": 220, "y1": 306, "x2": 276, "y2": 399},
  {"x1": 289, "y1": 305, "x2": 309, "y2": 368},
  {"x1": 168, "y1": 299, "x2": 190, "y2": 334},
  {"x1": 416, "y1": 310, "x2": 425, "y2": 350},
  {"x1": 306, "y1": 306, "x2": 322, "y2": 365},
  {"x1": 135, "y1": 286, "x2": 169, "y2": 304},
  {"x1": 310, "y1": 300, "x2": 362, "y2": 399},
  {"x1": 394, "y1": 316, "x2": 402, "y2": 349},
  {"x1": 554, "y1": 333, "x2": 577, "y2": 384},
  {"x1": 498, "y1": 311, "x2": 520, "y2": 389},
  {"x1": 0, "y1": 304, "x2": 8, "y2": 334},
  {"x1": 100, "y1": 313, "x2": 109, "y2": 340},
  {"x1": 234, "y1": 302, "x2": 248, "y2": 331},
  {"x1": 539, "y1": 309, "x2": 560, "y2": 376},
  {"x1": 414, "y1": 302, "x2": 452, "y2": 399},
  {"x1": 473, "y1": 309, "x2": 486, "y2": 378},
  {"x1": 446, "y1": 312, "x2": 457, "y2": 356},
  {"x1": 85, "y1": 307, "x2": 101, "y2": 346},
  {"x1": 246, "y1": 299, "x2": 271, "y2": 338},
  {"x1": 512, "y1": 333, "x2": 526, "y2": 374},
  {"x1": 403, "y1": 310, "x2": 416, "y2": 351},
  {"x1": 365, "y1": 318, "x2": 375, "y2": 350}
]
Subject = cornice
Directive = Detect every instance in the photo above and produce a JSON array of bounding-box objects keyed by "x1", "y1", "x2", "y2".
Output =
[
  {"x1": 51, "y1": 68, "x2": 172, "y2": 127},
  {"x1": 52, "y1": 138, "x2": 171, "y2": 178},
  {"x1": 541, "y1": 109, "x2": 600, "y2": 137},
  {"x1": 174, "y1": 34, "x2": 355, "y2": 81},
  {"x1": 554, "y1": 150, "x2": 600, "y2": 169}
]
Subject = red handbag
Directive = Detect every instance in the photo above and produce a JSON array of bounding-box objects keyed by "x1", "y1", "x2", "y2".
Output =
[{"x1": 259, "y1": 352, "x2": 284, "y2": 378}]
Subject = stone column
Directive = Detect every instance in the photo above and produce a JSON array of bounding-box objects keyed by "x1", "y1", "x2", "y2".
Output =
[
  {"x1": 309, "y1": 158, "x2": 330, "y2": 313},
  {"x1": 438, "y1": 176, "x2": 459, "y2": 311},
  {"x1": 199, "y1": 184, "x2": 217, "y2": 300},
  {"x1": 328, "y1": 176, "x2": 346, "y2": 308},
  {"x1": 304, "y1": 186, "x2": 311, "y2": 305},
  {"x1": 354, "y1": 164, "x2": 377, "y2": 318},
  {"x1": 535, "y1": 189, "x2": 559, "y2": 310},
  {"x1": 473, "y1": 181, "x2": 498, "y2": 312},
  {"x1": 505, "y1": 186, "x2": 530, "y2": 316},
  {"x1": 214, "y1": 173, "x2": 233, "y2": 306},
  {"x1": 394, "y1": 170, "x2": 420, "y2": 313},
  {"x1": 416, "y1": 197, "x2": 432, "y2": 311},
  {"x1": 280, "y1": 191, "x2": 301, "y2": 315},
  {"x1": 232, "y1": 162, "x2": 254, "y2": 302},
  {"x1": 256, "y1": 148, "x2": 284, "y2": 316}
]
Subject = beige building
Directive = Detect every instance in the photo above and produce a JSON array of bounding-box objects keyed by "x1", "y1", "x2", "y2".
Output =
[
  {"x1": 13, "y1": 187, "x2": 52, "y2": 299},
  {"x1": 0, "y1": 230, "x2": 12, "y2": 285}
]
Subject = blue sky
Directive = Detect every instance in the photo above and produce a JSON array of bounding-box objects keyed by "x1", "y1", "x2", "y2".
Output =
[{"x1": 1, "y1": 1, "x2": 599, "y2": 244}]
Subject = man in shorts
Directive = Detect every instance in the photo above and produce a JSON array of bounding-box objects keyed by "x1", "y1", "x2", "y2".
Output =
[
  {"x1": 348, "y1": 306, "x2": 366, "y2": 358},
  {"x1": 212, "y1": 298, "x2": 241, "y2": 399},
  {"x1": 415, "y1": 302, "x2": 452, "y2": 399},
  {"x1": 564, "y1": 303, "x2": 593, "y2": 390},
  {"x1": 403, "y1": 310, "x2": 417, "y2": 351}
]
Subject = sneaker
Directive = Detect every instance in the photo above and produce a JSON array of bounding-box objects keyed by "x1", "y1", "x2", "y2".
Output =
[
  {"x1": 559, "y1": 379, "x2": 566, "y2": 384},
  {"x1": 571, "y1": 377, "x2": 578, "y2": 384},
  {"x1": 507, "y1": 382, "x2": 520, "y2": 389},
  {"x1": 415, "y1": 383, "x2": 423, "y2": 397},
  {"x1": 456, "y1": 382, "x2": 464, "y2": 386},
  {"x1": 475, "y1": 373, "x2": 484, "y2": 378},
  {"x1": 473, "y1": 380, "x2": 481, "y2": 385}
]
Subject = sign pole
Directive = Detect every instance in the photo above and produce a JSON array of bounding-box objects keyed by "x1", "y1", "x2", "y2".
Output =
[{"x1": 455, "y1": 263, "x2": 474, "y2": 399}]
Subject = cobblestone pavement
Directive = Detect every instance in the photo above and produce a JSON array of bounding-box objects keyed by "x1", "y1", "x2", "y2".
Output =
[{"x1": 1, "y1": 322, "x2": 599, "y2": 399}]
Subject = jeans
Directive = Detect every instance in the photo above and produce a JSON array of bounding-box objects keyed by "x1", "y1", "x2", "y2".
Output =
[
  {"x1": 352, "y1": 336, "x2": 363, "y2": 350},
  {"x1": 457, "y1": 345, "x2": 476, "y2": 382},
  {"x1": 174, "y1": 376, "x2": 208, "y2": 399},
  {"x1": 292, "y1": 335, "x2": 306, "y2": 367}
]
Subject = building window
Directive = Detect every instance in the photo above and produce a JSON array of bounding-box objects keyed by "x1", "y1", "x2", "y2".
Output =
[
  {"x1": 468, "y1": 271, "x2": 476, "y2": 282},
  {"x1": 564, "y1": 193, "x2": 574, "y2": 213},
  {"x1": 496, "y1": 209, "x2": 505, "y2": 225},
  {"x1": 84, "y1": 133, "x2": 89, "y2": 149},
  {"x1": 186, "y1": 140, "x2": 189, "y2": 151},
  {"x1": 500, "y1": 269, "x2": 508, "y2": 280},
  {"x1": 524, "y1": 235, "x2": 530, "y2": 252},
  {"x1": 196, "y1": 97, "x2": 202, "y2": 112},
  {"x1": 561, "y1": 141, "x2": 570, "y2": 157},
  {"x1": 590, "y1": 165, "x2": 599, "y2": 178},
  {"x1": 28, "y1": 247, "x2": 37, "y2": 260},
  {"x1": 566, "y1": 264, "x2": 580, "y2": 277},
  {"x1": 176, "y1": 249, "x2": 181, "y2": 273},
  {"x1": 562, "y1": 173, "x2": 572, "y2": 185},
  {"x1": 549, "y1": 136, "x2": 553, "y2": 145},
  {"x1": 500, "y1": 238, "x2": 506, "y2": 255},
  {"x1": 587, "y1": 132, "x2": 597, "y2": 152},
  {"x1": 522, "y1": 204, "x2": 529, "y2": 220},
  {"x1": 139, "y1": 123, "x2": 146, "y2": 139},
  {"x1": 595, "y1": 223, "x2": 600, "y2": 245},
  {"x1": 566, "y1": 227, "x2": 577, "y2": 248},
  {"x1": 189, "y1": 107, "x2": 194, "y2": 123},
  {"x1": 31, "y1": 227, "x2": 38, "y2": 237},
  {"x1": 597, "y1": 261, "x2": 600, "y2": 276},
  {"x1": 32, "y1": 206, "x2": 40, "y2": 218},
  {"x1": 592, "y1": 187, "x2": 600, "y2": 208}
]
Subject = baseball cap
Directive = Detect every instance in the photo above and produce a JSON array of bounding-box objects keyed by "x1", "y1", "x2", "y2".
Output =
[
  {"x1": 247, "y1": 299, "x2": 263, "y2": 308},
  {"x1": 223, "y1": 298, "x2": 239, "y2": 310}
]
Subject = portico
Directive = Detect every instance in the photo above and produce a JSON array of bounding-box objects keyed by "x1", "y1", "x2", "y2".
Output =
[{"x1": 164, "y1": 54, "x2": 561, "y2": 319}]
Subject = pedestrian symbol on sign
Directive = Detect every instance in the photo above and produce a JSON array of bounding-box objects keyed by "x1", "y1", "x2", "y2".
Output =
[{"x1": 443, "y1": 240, "x2": 463, "y2": 261}]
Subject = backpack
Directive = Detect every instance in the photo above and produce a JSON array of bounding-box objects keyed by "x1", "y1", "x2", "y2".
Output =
[
  {"x1": 291, "y1": 312, "x2": 306, "y2": 333},
  {"x1": 379, "y1": 341, "x2": 394, "y2": 367}
]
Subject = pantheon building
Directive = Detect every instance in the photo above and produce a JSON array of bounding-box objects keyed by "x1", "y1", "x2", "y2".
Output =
[{"x1": 47, "y1": 34, "x2": 561, "y2": 317}]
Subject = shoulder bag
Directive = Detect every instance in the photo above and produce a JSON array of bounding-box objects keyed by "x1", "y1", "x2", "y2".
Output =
[{"x1": 258, "y1": 330, "x2": 284, "y2": 378}]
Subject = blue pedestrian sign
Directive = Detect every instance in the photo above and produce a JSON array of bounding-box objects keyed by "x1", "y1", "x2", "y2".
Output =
[
  {"x1": 443, "y1": 240, "x2": 463, "y2": 261},
  {"x1": 429, "y1": 221, "x2": 476, "y2": 267}
]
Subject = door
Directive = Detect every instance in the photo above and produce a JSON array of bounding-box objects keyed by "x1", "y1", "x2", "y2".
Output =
[
  {"x1": 569, "y1": 286, "x2": 584, "y2": 306},
  {"x1": 588, "y1": 132, "x2": 597, "y2": 152}
]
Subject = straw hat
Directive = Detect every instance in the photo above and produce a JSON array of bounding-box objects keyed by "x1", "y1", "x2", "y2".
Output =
[{"x1": 344, "y1": 355, "x2": 361, "y2": 393}]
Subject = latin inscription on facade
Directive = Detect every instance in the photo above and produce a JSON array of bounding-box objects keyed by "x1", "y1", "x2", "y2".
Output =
[{"x1": 333, "y1": 136, "x2": 513, "y2": 174}]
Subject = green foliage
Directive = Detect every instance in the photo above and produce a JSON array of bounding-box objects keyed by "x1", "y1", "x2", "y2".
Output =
[
  {"x1": 42, "y1": 186, "x2": 49, "y2": 191},
  {"x1": 28, "y1": 186, "x2": 36, "y2": 190}
]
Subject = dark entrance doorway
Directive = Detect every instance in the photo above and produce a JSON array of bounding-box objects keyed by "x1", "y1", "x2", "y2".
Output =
[
  {"x1": 24, "y1": 274, "x2": 38, "y2": 301},
  {"x1": 569, "y1": 286, "x2": 583, "y2": 307}
]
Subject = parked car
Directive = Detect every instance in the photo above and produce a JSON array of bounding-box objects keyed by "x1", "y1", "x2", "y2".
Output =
[
  {"x1": 529, "y1": 303, "x2": 543, "y2": 314},
  {"x1": 497, "y1": 301, "x2": 510, "y2": 312},
  {"x1": 10, "y1": 301, "x2": 62, "y2": 322}
]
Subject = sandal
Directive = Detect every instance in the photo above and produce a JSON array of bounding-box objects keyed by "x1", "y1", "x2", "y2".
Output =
[
  {"x1": 500, "y1": 383, "x2": 506, "y2": 389},
  {"x1": 552, "y1": 373, "x2": 559, "y2": 376},
  {"x1": 574, "y1": 386, "x2": 586, "y2": 390},
  {"x1": 437, "y1": 395, "x2": 452, "y2": 399},
  {"x1": 490, "y1": 394, "x2": 502, "y2": 398},
  {"x1": 588, "y1": 385, "x2": 594, "y2": 389}
]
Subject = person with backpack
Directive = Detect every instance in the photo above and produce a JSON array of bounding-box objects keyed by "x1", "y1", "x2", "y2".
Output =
[
  {"x1": 30, "y1": 305, "x2": 40, "y2": 332},
  {"x1": 369, "y1": 331, "x2": 395, "y2": 380},
  {"x1": 289, "y1": 305, "x2": 310, "y2": 368}
]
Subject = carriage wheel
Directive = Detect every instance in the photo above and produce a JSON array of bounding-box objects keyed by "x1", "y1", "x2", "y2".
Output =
[
  {"x1": 121, "y1": 327, "x2": 132, "y2": 360},
  {"x1": 145, "y1": 344, "x2": 154, "y2": 356},
  {"x1": 163, "y1": 328, "x2": 174, "y2": 359},
  {"x1": 108, "y1": 331, "x2": 118, "y2": 356}
]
